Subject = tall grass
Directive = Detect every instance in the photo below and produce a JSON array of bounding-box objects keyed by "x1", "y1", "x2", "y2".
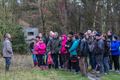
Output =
[{"x1": 0, "y1": 55, "x2": 88, "y2": 80}]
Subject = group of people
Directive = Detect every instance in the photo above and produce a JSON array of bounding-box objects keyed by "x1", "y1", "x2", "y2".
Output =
[
  {"x1": 29, "y1": 30, "x2": 120, "y2": 76},
  {"x1": 2, "y1": 30, "x2": 120, "y2": 77}
]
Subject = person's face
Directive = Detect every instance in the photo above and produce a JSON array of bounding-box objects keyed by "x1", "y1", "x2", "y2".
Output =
[
  {"x1": 61, "y1": 36, "x2": 64, "y2": 40},
  {"x1": 36, "y1": 38, "x2": 40, "y2": 42},
  {"x1": 39, "y1": 33, "x2": 42, "y2": 38},
  {"x1": 67, "y1": 36, "x2": 70, "y2": 41},
  {"x1": 59, "y1": 37, "x2": 62, "y2": 40},
  {"x1": 6, "y1": 34, "x2": 11, "y2": 39},
  {"x1": 87, "y1": 32, "x2": 92, "y2": 37},
  {"x1": 8, "y1": 35, "x2": 11, "y2": 39},
  {"x1": 39, "y1": 38, "x2": 43, "y2": 43},
  {"x1": 67, "y1": 34, "x2": 72, "y2": 41},
  {"x1": 85, "y1": 35, "x2": 89, "y2": 39},
  {"x1": 102, "y1": 36, "x2": 105, "y2": 40},
  {"x1": 72, "y1": 36, "x2": 75, "y2": 40},
  {"x1": 96, "y1": 36, "x2": 100, "y2": 40},
  {"x1": 107, "y1": 31, "x2": 112, "y2": 36}
]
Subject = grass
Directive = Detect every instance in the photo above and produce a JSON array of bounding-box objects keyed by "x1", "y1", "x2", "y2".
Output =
[
  {"x1": 0, "y1": 69, "x2": 88, "y2": 80},
  {"x1": 101, "y1": 72, "x2": 120, "y2": 80},
  {"x1": 0, "y1": 55, "x2": 88, "y2": 80},
  {"x1": 0, "y1": 55, "x2": 120, "y2": 80}
]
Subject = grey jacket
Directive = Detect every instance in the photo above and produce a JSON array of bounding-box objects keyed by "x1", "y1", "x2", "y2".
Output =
[{"x1": 2, "y1": 38, "x2": 13, "y2": 57}]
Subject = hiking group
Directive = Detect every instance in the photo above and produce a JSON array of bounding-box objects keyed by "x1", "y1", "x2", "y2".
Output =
[{"x1": 2, "y1": 30, "x2": 120, "y2": 77}]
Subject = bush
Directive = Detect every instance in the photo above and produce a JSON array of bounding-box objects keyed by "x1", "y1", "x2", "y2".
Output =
[{"x1": 0, "y1": 19, "x2": 28, "y2": 54}]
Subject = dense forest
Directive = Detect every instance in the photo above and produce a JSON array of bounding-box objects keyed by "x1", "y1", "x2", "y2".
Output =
[
  {"x1": 0, "y1": 0, "x2": 120, "y2": 33},
  {"x1": 0, "y1": 0, "x2": 120, "y2": 53}
]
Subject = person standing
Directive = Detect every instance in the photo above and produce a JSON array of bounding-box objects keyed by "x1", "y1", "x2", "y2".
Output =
[
  {"x1": 111, "y1": 36, "x2": 120, "y2": 73},
  {"x1": 47, "y1": 32, "x2": 60, "y2": 69},
  {"x1": 34, "y1": 36, "x2": 46, "y2": 70},
  {"x1": 29, "y1": 40, "x2": 38, "y2": 67},
  {"x1": 102, "y1": 34, "x2": 110, "y2": 74},
  {"x1": 59, "y1": 34, "x2": 67, "y2": 69},
  {"x1": 2, "y1": 33, "x2": 13, "y2": 71},
  {"x1": 93, "y1": 33, "x2": 104, "y2": 74},
  {"x1": 79, "y1": 33, "x2": 89, "y2": 76},
  {"x1": 69, "y1": 34, "x2": 80, "y2": 73},
  {"x1": 65, "y1": 32, "x2": 74, "y2": 71},
  {"x1": 107, "y1": 30, "x2": 113, "y2": 70}
]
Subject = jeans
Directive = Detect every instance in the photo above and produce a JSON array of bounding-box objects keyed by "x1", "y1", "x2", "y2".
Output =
[
  {"x1": 79, "y1": 57, "x2": 87, "y2": 76},
  {"x1": 89, "y1": 53, "x2": 96, "y2": 70},
  {"x1": 4, "y1": 57, "x2": 11, "y2": 71},
  {"x1": 103, "y1": 57, "x2": 110, "y2": 73},
  {"x1": 95, "y1": 55, "x2": 104, "y2": 73},
  {"x1": 32, "y1": 54, "x2": 38, "y2": 66},
  {"x1": 32, "y1": 54, "x2": 37, "y2": 63}
]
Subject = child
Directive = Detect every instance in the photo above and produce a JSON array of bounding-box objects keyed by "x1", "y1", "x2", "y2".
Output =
[{"x1": 30, "y1": 41, "x2": 38, "y2": 67}]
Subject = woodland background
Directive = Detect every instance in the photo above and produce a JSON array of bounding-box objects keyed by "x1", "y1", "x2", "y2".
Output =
[{"x1": 0, "y1": 0, "x2": 120, "y2": 53}]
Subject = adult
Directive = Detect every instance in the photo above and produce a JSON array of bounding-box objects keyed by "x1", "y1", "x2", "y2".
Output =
[
  {"x1": 2, "y1": 33, "x2": 13, "y2": 71},
  {"x1": 65, "y1": 32, "x2": 74, "y2": 71},
  {"x1": 102, "y1": 34, "x2": 110, "y2": 74},
  {"x1": 59, "y1": 34, "x2": 67, "y2": 68},
  {"x1": 107, "y1": 30, "x2": 113, "y2": 70},
  {"x1": 47, "y1": 32, "x2": 60, "y2": 69},
  {"x1": 86, "y1": 30, "x2": 96, "y2": 70},
  {"x1": 111, "y1": 36, "x2": 120, "y2": 73},
  {"x1": 93, "y1": 33, "x2": 104, "y2": 74},
  {"x1": 69, "y1": 34, "x2": 80, "y2": 73},
  {"x1": 34, "y1": 36, "x2": 46, "y2": 70},
  {"x1": 79, "y1": 33, "x2": 89, "y2": 76}
]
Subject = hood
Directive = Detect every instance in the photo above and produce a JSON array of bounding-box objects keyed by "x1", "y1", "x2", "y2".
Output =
[{"x1": 62, "y1": 34, "x2": 67, "y2": 41}]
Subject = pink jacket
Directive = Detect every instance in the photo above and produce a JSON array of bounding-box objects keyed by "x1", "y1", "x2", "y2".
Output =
[
  {"x1": 60, "y1": 35, "x2": 67, "y2": 54},
  {"x1": 34, "y1": 41, "x2": 46, "y2": 55}
]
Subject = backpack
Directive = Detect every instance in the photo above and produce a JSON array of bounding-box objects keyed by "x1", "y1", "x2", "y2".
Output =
[
  {"x1": 93, "y1": 41, "x2": 102, "y2": 55},
  {"x1": 71, "y1": 56, "x2": 78, "y2": 63},
  {"x1": 80, "y1": 40, "x2": 89, "y2": 57}
]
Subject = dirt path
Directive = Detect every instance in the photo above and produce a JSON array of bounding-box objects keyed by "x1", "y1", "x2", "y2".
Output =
[{"x1": 87, "y1": 73, "x2": 101, "y2": 80}]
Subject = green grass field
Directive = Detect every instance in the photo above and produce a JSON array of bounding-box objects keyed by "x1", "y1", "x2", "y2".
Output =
[
  {"x1": 0, "y1": 55, "x2": 120, "y2": 80},
  {"x1": 0, "y1": 69, "x2": 89, "y2": 80}
]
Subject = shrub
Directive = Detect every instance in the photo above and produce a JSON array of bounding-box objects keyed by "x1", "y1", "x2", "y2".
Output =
[{"x1": 0, "y1": 19, "x2": 28, "y2": 54}]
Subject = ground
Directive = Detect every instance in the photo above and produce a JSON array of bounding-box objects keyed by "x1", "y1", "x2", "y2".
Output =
[{"x1": 0, "y1": 55, "x2": 120, "y2": 80}]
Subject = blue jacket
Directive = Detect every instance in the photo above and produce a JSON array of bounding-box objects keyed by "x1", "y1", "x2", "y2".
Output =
[
  {"x1": 69, "y1": 39, "x2": 80, "y2": 56},
  {"x1": 111, "y1": 41, "x2": 120, "y2": 55}
]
